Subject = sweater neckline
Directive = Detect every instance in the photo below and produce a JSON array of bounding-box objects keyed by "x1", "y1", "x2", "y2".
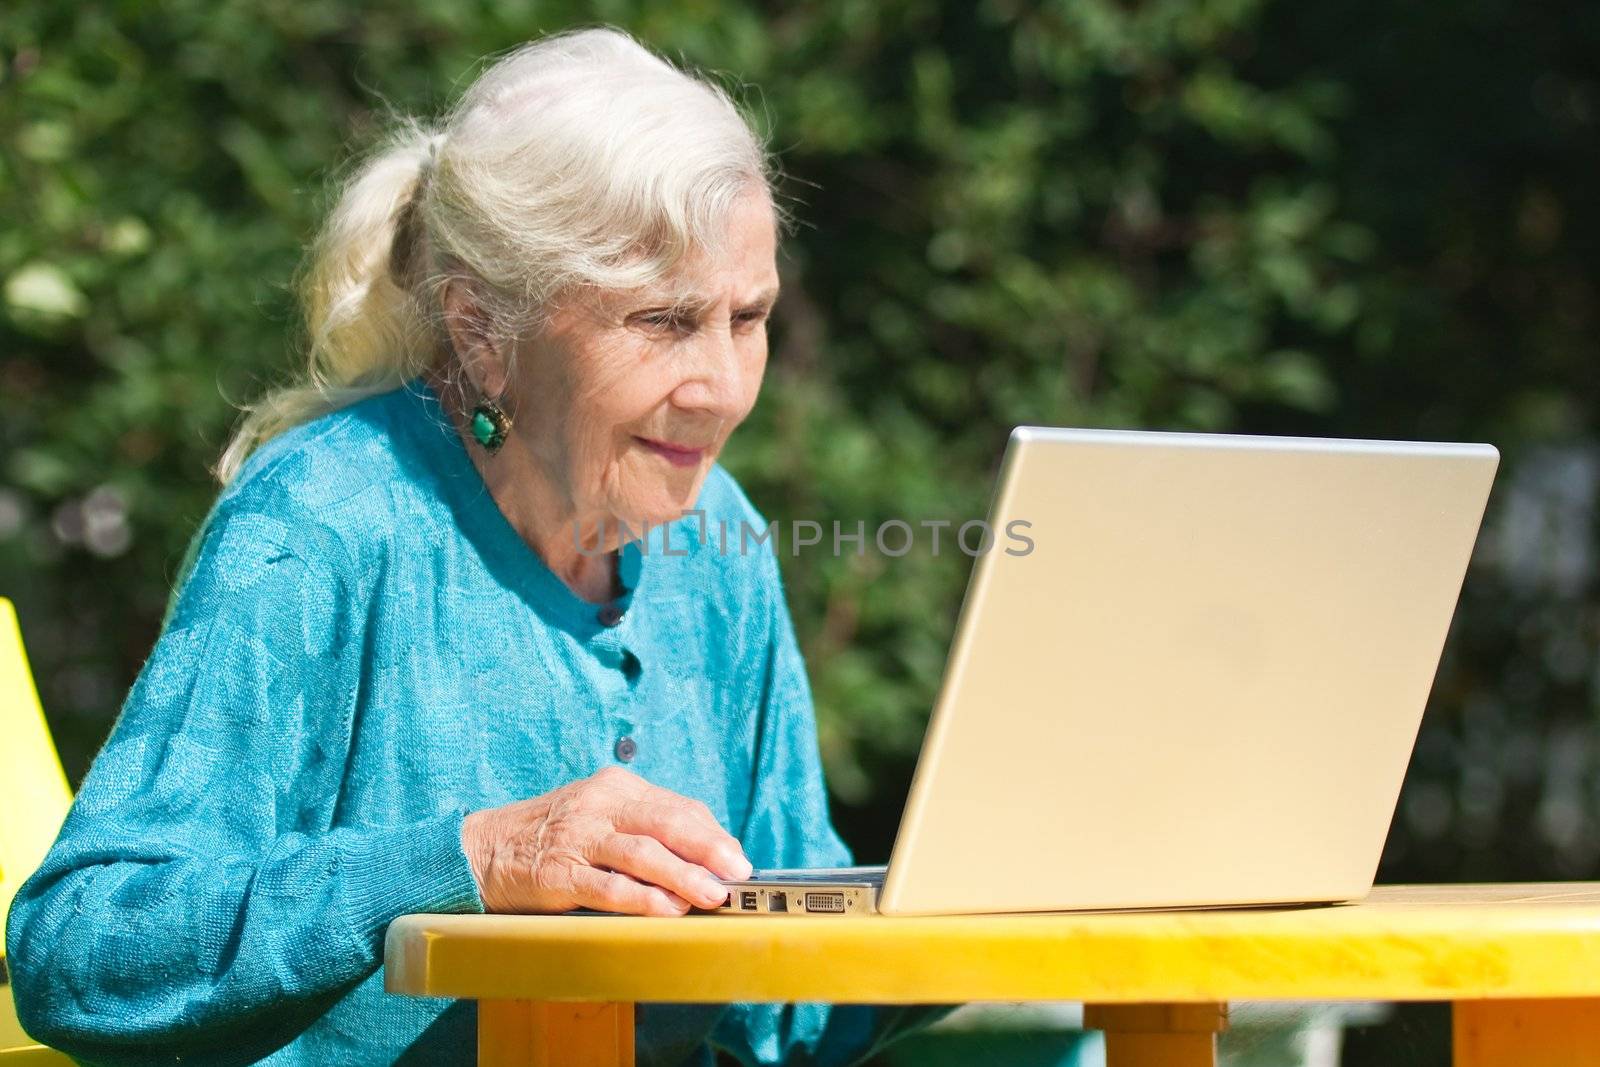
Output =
[{"x1": 396, "y1": 374, "x2": 650, "y2": 640}]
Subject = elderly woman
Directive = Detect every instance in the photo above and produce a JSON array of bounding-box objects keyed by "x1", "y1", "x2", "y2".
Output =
[{"x1": 6, "y1": 27, "x2": 938, "y2": 1067}]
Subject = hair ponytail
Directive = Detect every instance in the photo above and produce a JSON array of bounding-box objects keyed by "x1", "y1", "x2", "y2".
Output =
[{"x1": 214, "y1": 120, "x2": 445, "y2": 485}]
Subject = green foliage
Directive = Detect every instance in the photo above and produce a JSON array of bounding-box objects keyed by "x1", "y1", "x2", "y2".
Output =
[{"x1": 2, "y1": 1, "x2": 1597, "y2": 902}]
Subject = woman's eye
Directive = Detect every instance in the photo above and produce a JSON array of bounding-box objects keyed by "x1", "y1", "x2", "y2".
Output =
[{"x1": 635, "y1": 311, "x2": 691, "y2": 333}]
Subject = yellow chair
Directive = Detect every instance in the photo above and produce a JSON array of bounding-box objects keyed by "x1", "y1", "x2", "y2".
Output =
[
  {"x1": 0, "y1": 597, "x2": 75, "y2": 1063},
  {"x1": 0, "y1": 1051, "x2": 74, "y2": 1065}
]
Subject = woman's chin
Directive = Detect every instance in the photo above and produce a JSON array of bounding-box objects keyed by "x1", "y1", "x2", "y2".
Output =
[{"x1": 615, "y1": 490, "x2": 708, "y2": 536}]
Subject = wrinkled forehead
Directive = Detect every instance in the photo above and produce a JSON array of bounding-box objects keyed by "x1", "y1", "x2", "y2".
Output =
[
  {"x1": 645, "y1": 274, "x2": 781, "y2": 311},
  {"x1": 548, "y1": 272, "x2": 777, "y2": 333},
  {"x1": 597, "y1": 245, "x2": 779, "y2": 310}
]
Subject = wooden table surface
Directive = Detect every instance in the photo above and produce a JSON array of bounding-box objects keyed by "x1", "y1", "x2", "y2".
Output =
[{"x1": 385, "y1": 882, "x2": 1600, "y2": 1066}]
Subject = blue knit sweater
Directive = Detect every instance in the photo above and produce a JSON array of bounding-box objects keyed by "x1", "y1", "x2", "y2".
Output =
[{"x1": 6, "y1": 377, "x2": 931, "y2": 1066}]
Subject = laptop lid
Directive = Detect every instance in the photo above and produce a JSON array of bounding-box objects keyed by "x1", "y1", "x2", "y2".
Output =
[{"x1": 877, "y1": 428, "x2": 1498, "y2": 916}]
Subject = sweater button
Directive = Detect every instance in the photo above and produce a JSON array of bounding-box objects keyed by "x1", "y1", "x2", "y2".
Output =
[
  {"x1": 614, "y1": 736, "x2": 637, "y2": 763},
  {"x1": 597, "y1": 604, "x2": 624, "y2": 627}
]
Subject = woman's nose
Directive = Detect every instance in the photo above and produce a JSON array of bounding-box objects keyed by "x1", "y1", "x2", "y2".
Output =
[{"x1": 671, "y1": 324, "x2": 748, "y2": 414}]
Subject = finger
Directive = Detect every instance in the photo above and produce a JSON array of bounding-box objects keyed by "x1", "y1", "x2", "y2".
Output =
[
  {"x1": 656, "y1": 793, "x2": 751, "y2": 878},
  {"x1": 620, "y1": 809, "x2": 752, "y2": 883},
  {"x1": 590, "y1": 832, "x2": 730, "y2": 909},
  {"x1": 601, "y1": 772, "x2": 723, "y2": 836},
  {"x1": 568, "y1": 865, "x2": 688, "y2": 917},
  {"x1": 593, "y1": 773, "x2": 752, "y2": 878}
]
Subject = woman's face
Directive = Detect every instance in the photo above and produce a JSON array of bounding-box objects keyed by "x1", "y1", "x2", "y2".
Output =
[{"x1": 504, "y1": 187, "x2": 779, "y2": 535}]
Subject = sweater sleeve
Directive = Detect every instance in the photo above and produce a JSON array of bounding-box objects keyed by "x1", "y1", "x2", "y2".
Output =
[
  {"x1": 3, "y1": 502, "x2": 484, "y2": 1065},
  {"x1": 713, "y1": 549, "x2": 952, "y2": 1067}
]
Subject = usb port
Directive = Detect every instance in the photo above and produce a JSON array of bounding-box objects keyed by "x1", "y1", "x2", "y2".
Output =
[
  {"x1": 804, "y1": 892, "x2": 846, "y2": 913},
  {"x1": 740, "y1": 891, "x2": 758, "y2": 911},
  {"x1": 768, "y1": 891, "x2": 787, "y2": 912}
]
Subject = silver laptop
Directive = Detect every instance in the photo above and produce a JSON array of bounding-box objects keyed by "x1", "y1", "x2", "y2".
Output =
[{"x1": 710, "y1": 426, "x2": 1499, "y2": 916}]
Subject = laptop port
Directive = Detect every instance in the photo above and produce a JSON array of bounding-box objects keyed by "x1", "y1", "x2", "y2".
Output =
[
  {"x1": 804, "y1": 892, "x2": 846, "y2": 913},
  {"x1": 768, "y1": 891, "x2": 787, "y2": 912},
  {"x1": 740, "y1": 891, "x2": 758, "y2": 911}
]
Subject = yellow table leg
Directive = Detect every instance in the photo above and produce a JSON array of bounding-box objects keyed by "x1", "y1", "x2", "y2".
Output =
[
  {"x1": 1084, "y1": 1003, "x2": 1227, "y2": 1067},
  {"x1": 478, "y1": 1000, "x2": 634, "y2": 1067},
  {"x1": 1454, "y1": 998, "x2": 1600, "y2": 1066}
]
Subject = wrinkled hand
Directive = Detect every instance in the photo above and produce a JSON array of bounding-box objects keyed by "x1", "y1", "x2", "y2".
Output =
[{"x1": 461, "y1": 766, "x2": 753, "y2": 916}]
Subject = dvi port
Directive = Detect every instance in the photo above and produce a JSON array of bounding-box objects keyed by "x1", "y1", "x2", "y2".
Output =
[{"x1": 803, "y1": 892, "x2": 846, "y2": 913}]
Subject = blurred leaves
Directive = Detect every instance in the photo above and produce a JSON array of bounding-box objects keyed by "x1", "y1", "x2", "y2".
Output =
[{"x1": 6, "y1": 262, "x2": 88, "y2": 323}]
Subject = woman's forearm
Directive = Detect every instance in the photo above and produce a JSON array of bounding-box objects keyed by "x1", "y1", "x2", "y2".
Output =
[{"x1": 5, "y1": 809, "x2": 481, "y2": 1064}]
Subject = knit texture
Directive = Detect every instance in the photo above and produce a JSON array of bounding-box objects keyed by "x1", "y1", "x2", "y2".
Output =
[{"x1": 6, "y1": 376, "x2": 935, "y2": 1066}]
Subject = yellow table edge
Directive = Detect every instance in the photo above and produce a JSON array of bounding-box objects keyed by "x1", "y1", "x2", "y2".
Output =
[{"x1": 384, "y1": 882, "x2": 1600, "y2": 1004}]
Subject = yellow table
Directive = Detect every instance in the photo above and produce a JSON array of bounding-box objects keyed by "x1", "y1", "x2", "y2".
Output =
[{"x1": 385, "y1": 883, "x2": 1600, "y2": 1067}]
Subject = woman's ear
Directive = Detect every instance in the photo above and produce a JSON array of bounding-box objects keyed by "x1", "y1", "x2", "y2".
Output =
[{"x1": 442, "y1": 277, "x2": 511, "y2": 398}]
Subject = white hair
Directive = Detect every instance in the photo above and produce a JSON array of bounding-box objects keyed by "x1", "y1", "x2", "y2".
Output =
[{"x1": 215, "y1": 25, "x2": 782, "y2": 485}]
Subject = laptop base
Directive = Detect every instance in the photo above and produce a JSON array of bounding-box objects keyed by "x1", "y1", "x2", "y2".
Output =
[{"x1": 706, "y1": 866, "x2": 886, "y2": 916}]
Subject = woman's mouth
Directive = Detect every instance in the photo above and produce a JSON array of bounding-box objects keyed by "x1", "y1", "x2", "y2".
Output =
[{"x1": 636, "y1": 436, "x2": 707, "y2": 468}]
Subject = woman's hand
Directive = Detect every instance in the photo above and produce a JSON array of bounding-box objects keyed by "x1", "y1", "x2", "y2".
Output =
[{"x1": 461, "y1": 766, "x2": 754, "y2": 916}]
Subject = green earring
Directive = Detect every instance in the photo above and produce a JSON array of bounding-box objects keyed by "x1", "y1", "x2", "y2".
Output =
[{"x1": 470, "y1": 395, "x2": 512, "y2": 453}]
